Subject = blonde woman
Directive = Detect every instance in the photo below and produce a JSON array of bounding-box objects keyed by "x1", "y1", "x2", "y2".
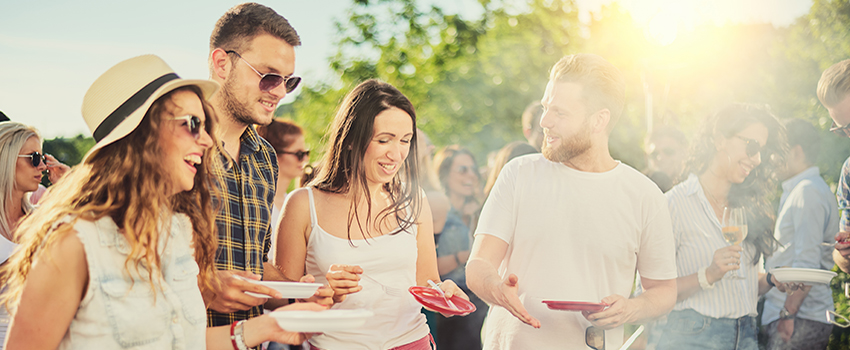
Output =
[{"x1": 1, "y1": 55, "x2": 322, "y2": 350}]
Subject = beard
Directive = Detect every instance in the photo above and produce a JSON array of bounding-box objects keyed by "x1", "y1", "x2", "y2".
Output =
[
  {"x1": 542, "y1": 120, "x2": 592, "y2": 164},
  {"x1": 219, "y1": 71, "x2": 272, "y2": 127}
]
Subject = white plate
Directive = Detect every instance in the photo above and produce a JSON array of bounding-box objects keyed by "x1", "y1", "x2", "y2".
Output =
[
  {"x1": 269, "y1": 309, "x2": 374, "y2": 332},
  {"x1": 770, "y1": 267, "x2": 836, "y2": 284},
  {"x1": 236, "y1": 276, "x2": 322, "y2": 299}
]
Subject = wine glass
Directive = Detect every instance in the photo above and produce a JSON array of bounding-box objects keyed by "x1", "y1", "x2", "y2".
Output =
[{"x1": 722, "y1": 207, "x2": 747, "y2": 279}]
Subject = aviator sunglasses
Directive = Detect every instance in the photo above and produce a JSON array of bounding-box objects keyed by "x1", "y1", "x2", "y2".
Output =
[
  {"x1": 225, "y1": 50, "x2": 301, "y2": 93},
  {"x1": 733, "y1": 135, "x2": 762, "y2": 157},
  {"x1": 18, "y1": 151, "x2": 46, "y2": 167},
  {"x1": 170, "y1": 115, "x2": 203, "y2": 140},
  {"x1": 279, "y1": 150, "x2": 310, "y2": 161}
]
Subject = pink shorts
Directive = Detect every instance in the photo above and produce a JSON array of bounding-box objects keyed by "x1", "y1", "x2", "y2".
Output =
[{"x1": 309, "y1": 334, "x2": 435, "y2": 350}]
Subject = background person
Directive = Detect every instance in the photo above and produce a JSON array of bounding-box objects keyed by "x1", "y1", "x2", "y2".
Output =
[
  {"x1": 1, "y1": 54, "x2": 323, "y2": 350},
  {"x1": 466, "y1": 53, "x2": 678, "y2": 349},
  {"x1": 520, "y1": 101, "x2": 544, "y2": 151},
  {"x1": 818, "y1": 59, "x2": 850, "y2": 273},
  {"x1": 644, "y1": 125, "x2": 688, "y2": 192},
  {"x1": 761, "y1": 118, "x2": 837, "y2": 350},
  {"x1": 257, "y1": 118, "x2": 309, "y2": 261},
  {"x1": 655, "y1": 104, "x2": 786, "y2": 350},
  {"x1": 277, "y1": 79, "x2": 468, "y2": 350},
  {"x1": 433, "y1": 145, "x2": 488, "y2": 350}
]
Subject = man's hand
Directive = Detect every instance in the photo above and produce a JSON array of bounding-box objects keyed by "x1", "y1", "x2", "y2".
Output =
[
  {"x1": 207, "y1": 270, "x2": 282, "y2": 313},
  {"x1": 836, "y1": 232, "x2": 850, "y2": 259},
  {"x1": 778, "y1": 318, "x2": 794, "y2": 342},
  {"x1": 326, "y1": 264, "x2": 363, "y2": 304},
  {"x1": 493, "y1": 274, "x2": 540, "y2": 328},
  {"x1": 705, "y1": 245, "x2": 743, "y2": 283},
  {"x1": 582, "y1": 294, "x2": 636, "y2": 329}
]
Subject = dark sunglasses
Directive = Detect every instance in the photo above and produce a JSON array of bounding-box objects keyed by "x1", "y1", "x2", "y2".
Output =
[
  {"x1": 279, "y1": 150, "x2": 310, "y2": 161},
  {"x1": 830, "y1": 121, "x2": 850, "y2": 138},
  {"x1": 18, "y1": 151, "x2": 46, "y2": 168},
  {"x1": 170, "y1": 115, "x2": 203, "y2": 140},
  {"x1": 586, "y1": 326, "x2": 605, "y2": 350},
  {"x1": 225, "y1": 50, "x2": 301, "y2": 93},
  {"x1": 733, "y1": 135, "x2": 762, "y2": 157}
]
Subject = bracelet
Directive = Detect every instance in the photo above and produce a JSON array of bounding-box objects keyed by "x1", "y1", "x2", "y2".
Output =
[
  {"x1": 766, "y1": 272, "x2": 776, "y2": 287},
  {"x1": 698, "y1": 267, "x2": 715, "y2": 290},
  {"x1": 230, "y1": 320, "x2": 248, "y2": 350}
]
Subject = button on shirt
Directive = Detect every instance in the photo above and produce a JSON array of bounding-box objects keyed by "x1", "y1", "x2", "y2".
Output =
[
  {"x1": 667, "y1": 174, "x2": 761, "y2": 319},
  {"x1": 762, "y1": 166, "x2": 838, "y2": 325},
  {"x1": 206, "y1": 125, "x2": 278, "y2": 327}
]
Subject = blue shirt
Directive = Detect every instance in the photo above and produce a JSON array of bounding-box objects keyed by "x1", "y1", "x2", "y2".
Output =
[
  {"x1": 436, "y1": 208, "x2": 471, "y2": 290},
  {"x1": 762, "y1": 167, "x2": 838, "y2": 325}
]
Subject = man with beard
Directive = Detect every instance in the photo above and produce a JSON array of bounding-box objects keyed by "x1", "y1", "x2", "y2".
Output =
[
  {"x1": 466, "y1": 53, "x2": 678, "y2": 349},
  {"x1": 202, "y1": 3, "x2": 327, "y2": 330}
]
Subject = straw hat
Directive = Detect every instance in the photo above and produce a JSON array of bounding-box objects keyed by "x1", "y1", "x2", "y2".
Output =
[{"x1": 81, "y1": 54, "x2": 219, "y2": 159}]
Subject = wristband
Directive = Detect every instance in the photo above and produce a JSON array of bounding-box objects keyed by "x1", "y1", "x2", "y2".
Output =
[
  {"x1": 698, "y1": 267, "x2": 715, "y2": 290},
  {"x1": 766, "y1": 272, "x2": 776, "y2": 288},
  {"x1": 230, "y1": 320, "x2": 248, "y2": 350}
]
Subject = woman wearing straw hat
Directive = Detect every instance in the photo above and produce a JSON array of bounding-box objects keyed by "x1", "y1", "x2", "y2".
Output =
[{"x1": 0, "y1": 55, "x2": 323, "y2": 349}]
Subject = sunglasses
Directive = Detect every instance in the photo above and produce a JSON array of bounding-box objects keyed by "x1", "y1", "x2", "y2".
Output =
[
  {"x1": 18, "y1": 151, "x2": 46, "y2": 168},
  {"x1": 225, "y1": 50, "x2": 301, "y2": 93},
  {"x1": 830, "y1": 121, "x2": 850, "y2": 138},
  {"x1": 733, "y1": 135, "x2": 762, "y2": 158},
  {"x1": 170, "y1": 115, "x2": 203, "y2": 140},
  {"x1": 279, "y1": 150, "x2": 310, "y2": 161},
  {"x1": 586, "y1": 326, "x2": 605, "y2": 350}
]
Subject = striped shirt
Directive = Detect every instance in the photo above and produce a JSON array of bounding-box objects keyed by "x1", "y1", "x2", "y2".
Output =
[
  {"x1": 667, "y1": 174, "x2": 760, "y2": 318},
  {"x1": 207, "y1": 125, "x2": 278, "y2": 327}
]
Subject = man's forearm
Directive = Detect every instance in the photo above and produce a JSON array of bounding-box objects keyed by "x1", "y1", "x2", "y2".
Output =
[
  {"x1": 784, "y1": 287, "x2": 810, "y2": 314},
  {"x1": 630, "y1": 281, "x2": 677, "y2": 323},
  {"x1": 466, "y1": 258, "x2": 504, "y2": 307}
]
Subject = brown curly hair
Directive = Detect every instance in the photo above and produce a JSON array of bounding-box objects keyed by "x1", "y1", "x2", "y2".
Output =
[{"x1": 1, "y1": 86, "x2": 221, "y2": 310}]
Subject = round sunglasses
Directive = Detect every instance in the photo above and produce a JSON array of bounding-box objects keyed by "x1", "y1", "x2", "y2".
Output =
[
  {"x1": 225, "y1": 50, "x2": 301, "y2": 93},
  {"x1": 170, "y1": 115, "x2": 203, "y2": 139},
  {"x1": 18, "y1": 151, "x2": 47, "y2": 167},
  {"x1": 279, "y1": 150, "x2": 310, "y2": 161}
]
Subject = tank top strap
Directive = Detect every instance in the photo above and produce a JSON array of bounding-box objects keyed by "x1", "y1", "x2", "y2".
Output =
[{"x1": 307, "y1": 187, "x2": 318, "y2": 228}]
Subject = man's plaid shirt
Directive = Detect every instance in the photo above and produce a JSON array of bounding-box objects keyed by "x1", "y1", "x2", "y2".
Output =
[{"x1": 207, "y1": 125, "x2": 278, "y2": 327}]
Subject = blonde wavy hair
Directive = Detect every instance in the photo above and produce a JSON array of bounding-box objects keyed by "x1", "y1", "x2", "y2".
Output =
[
  {"x1": 1, "y1": 86, "x2": 221, "y2": 311},
  {"x1": 0, "y1": 122, "x2": 41, "y2": 237}
]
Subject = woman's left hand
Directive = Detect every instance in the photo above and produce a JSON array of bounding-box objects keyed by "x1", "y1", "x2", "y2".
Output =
[{"x1": 44, "y1": 154, "x2": 70, "y2": 184}]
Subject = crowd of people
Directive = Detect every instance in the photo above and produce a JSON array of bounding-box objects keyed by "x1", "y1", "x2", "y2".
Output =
[{"x1": 6, "y1": 2, "x2": 850, "y2": 350}]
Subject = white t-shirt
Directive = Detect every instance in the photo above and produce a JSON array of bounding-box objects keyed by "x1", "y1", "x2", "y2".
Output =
[{"x1": 475, "y1": 154, "x2": 677, "y2": 350}]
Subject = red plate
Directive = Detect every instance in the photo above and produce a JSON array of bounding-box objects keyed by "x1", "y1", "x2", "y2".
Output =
[
  {"x1": 409, "y1": 286, "x2": 476, "y2": 316},
  {"x1": 542, "y1": 300, "x2": 608, "y2": 312}
]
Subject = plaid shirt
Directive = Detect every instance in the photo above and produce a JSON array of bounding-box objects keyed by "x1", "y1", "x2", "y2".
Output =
[{"x1": 207, "y1": 125, "x2": 278, "y2": 327}]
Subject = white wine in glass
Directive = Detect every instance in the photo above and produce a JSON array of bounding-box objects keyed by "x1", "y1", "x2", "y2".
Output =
[{"x1": 722, "y1": 207, "x2": 747, "y2": 279}]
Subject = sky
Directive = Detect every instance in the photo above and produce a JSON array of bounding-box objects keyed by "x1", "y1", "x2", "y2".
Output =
[{"x1": 0, "y1": 0, "x2": 813, "y2": 139}]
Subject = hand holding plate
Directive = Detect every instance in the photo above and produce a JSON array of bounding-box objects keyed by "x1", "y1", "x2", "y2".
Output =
[
  {"x1": 208, "y1": 270, "x2": 281, "y2": 313},
  {"x1": 326, "y1": 264, "x2": 363, "y2": 303},
  {"x1": 298, "y1": 274, "x2": 334, "y2": 307},
  {"x1": 582, "y1": 294, "x2": 635, "y2": 330}
]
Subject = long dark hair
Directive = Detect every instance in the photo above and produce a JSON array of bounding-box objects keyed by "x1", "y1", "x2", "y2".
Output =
[
  {"x1": 309, "y1": 79, "x2": 421, "y2": 242},
  {"x1": 687, "y1": 103, "x2": 787, "y2": 264}
]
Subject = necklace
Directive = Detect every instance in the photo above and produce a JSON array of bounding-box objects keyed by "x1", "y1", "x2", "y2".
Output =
[{"x1": 704, "y1": 187, "x2": 728, "y2": 209}]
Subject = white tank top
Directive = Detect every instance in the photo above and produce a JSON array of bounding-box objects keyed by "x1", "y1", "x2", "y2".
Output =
[{"x1": 304, "y1": 188, "x2": 429, "y2": 350}]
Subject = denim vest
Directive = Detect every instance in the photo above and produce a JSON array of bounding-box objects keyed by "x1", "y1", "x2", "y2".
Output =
[{"x1": 58, "y1": 214, "x2": 206, "y2": 350}]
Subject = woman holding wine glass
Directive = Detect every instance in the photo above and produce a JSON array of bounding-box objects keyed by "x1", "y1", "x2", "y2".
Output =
[{"x1": 655, "y1": 104, "x2": 787, "y2": 350}]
